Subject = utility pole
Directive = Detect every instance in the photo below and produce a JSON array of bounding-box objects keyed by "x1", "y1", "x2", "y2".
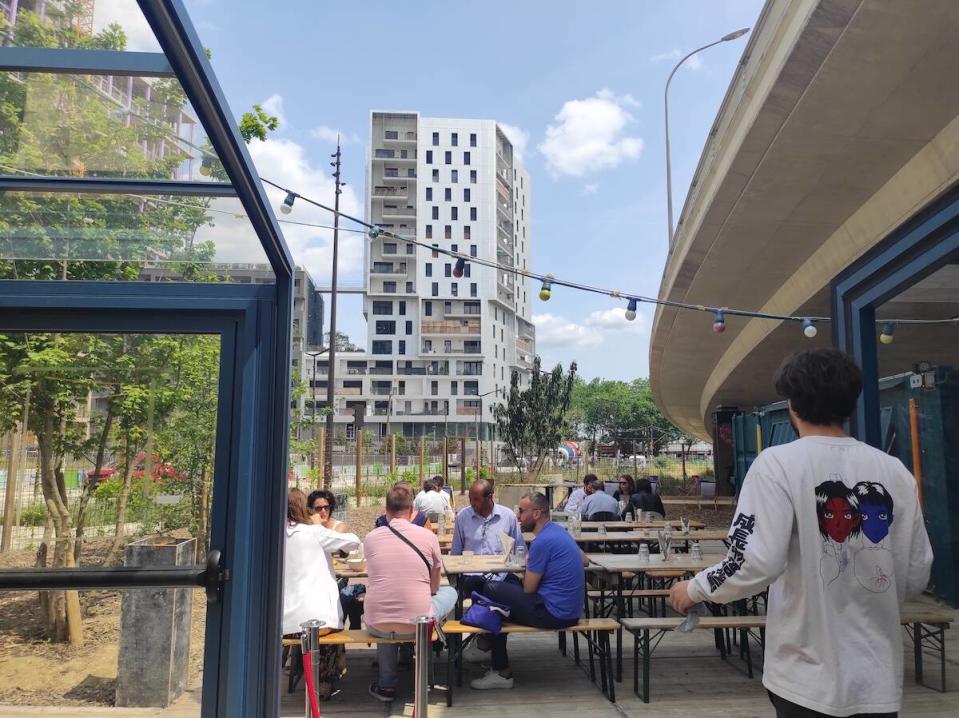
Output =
[
  {"x1": 323, "y1": 137, "x2": 343, "y2": 489},
  {"x1": 305, "y1": 349, "x2": 328, "y2": 472}
]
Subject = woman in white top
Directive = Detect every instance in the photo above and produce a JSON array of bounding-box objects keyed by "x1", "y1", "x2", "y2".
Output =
[{"x1": 284, "y1": 488, "x2": 361, "y2": 699}]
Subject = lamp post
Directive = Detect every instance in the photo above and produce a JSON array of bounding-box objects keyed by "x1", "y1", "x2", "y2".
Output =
[
  {"x1": 324, "y1": 137, "x2": 344, "y2": 488},
  {"x1": 664, "y1": 27, "x2": 749, "y2": 246},
  {"x1": 304, "y1": 348, "x2": 329, "y2": 470}
]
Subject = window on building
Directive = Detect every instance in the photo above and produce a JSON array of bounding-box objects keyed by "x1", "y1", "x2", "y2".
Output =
[
  {"x1": 426, "y1": 263, "x2": 433, "y2": 277},
  {"x1": 405, "y1": 281, "x2": 413, "y2": 293},
  {"x1": 431, "y1": 244, "x2": 439, "y2": 258},
  {"x1": 444, "y1": 263, "x2": 451, "y2": 278},
  {"x1": 431, "y1": 381, "x2": 438, "y2": 396},
  {"x1": 431, "y1": 282, "x2": 439, "y2": 297},
  {"x1": 470, "y1": 244, "x2": 477, "y2": 257},
  {"x1": 406, "y1": 243, "x2": 414, "y2": 254},
  {"x1": 445, "y1": 225, "x2": 452, "y2": 239},
  {"x1": 451, "y1": 283, "x2": 459, "y2": 297},
  {"x1": 432, "y1": 131, "x2": 439, "y2": 146},
  {"x1": 464, "y1": 188, "x2": 470, "y2": 202},
  {"x1": 399, "y1": 300, "x2": 406, "y2": 315},
  {"x1": 432, "y1": 206, "x2": 439, "y2": 220},
  {"x1": 426, "y1": 150, "x2": 433, "y2": 164},
  {"x1": 407, "y1": 168, "x2": 416, "y2": 177},
  {"x1": 375, "y1": 320, "x2": 396, "y2": 334},
  {"x1": 464, "y1": 226, "x2": 471, "y2": 240},
  {"x1": 385, "y1": 130, "x2": 398, "y2": 140},
  {"x1": 451, "y1": 243, "x2": 458, "y2": 252},
  {"x1": 464, "y1": 152, "x2": 471, "y2": 165},
  {"x1": 398, "y1": 340, "x2": 406, "y2": 354},
  {"x1": 426, "y1": 187, "x2": 433, "y2": 201},
  {"x1": 464, "y1": 264, "x2": 471, "y2": 278},
  {"x1": 470, "y1": 283, "x2": 477, "y2": 297},
  {"x1": 432, "y1": 169, "x2": 440, "y2": 182},
  {"x1": 405, "y1": 321, "x2": 413, "y2": 335},
  {"x1": 425, "y1": 302, "x2": 433, "y2": 316},
  {"x1": 372, "y1": 340, "x2": 392, "y2": 355},
  {"x1": 470, "y1": 133, "x2": 477, "y2": 147},
  {"x1": 451, "y1": 132, "x2": 458, "y2": 146},
  {"x1": 470, "y1": 207, "x2": 477, "y2": 221},
  {"x1": 444, "y1": 340, "x2": 452, "y2": 352},
  {"x1": 444, "y1": 151, "x2": 452, "y2": 164},
  {"x1": 451, "y1": 169, "x2": 458, "y2": 183},
  {"x1": 384, "y1": 242, "x2": 397, "y2": 254},
  {"x1": 383, "y1": 281, "x2": 397, "y2": 293},
  {"x1": 470, "y1": 170, "x2": 477, "y2": 183},
  {"x1": 444, "y1": 301, "x2": 452, "y2": 314},
  {"x1": 464, "y1": 381, "x2": 479, "y2": 395},
  {"x1": 451, "y1": 207, "x2": 458, "y2": 221},
  {"x1": 426, "y1": 225, "x2": 432, "y2": 239},
  {"x1": 372, "y1": 301, "x2": 393, "y2": 315},
  {"x1": 444, "y1": 187, "x2": 451, "y2": 201},
  {"x1": 451, "y1": 381, "x2": 458, "y2": 396}
]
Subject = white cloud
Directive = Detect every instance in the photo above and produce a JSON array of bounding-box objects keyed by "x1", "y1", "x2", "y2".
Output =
[
  {"x1": 532, "y1": 307, "x2": 645, "y2": 350},
  {"x1": 649, "y1": 49, "x2": 704, "y2": 71},
  {"x1": 583, "y1": 183, "x2": 598, "y2": 195},
  {"x1": 310, "y1": 125, "x2": 361, "y2": 144},
  {"x1": 260, "y1": 94, "x2": 288, "y2": 129},
  {"x1": 538, "y1": 89, "x2": 644, "y2": 178},
  {"x1": 498, "y1": 122, "x2": 530, "y2": 162},
  {"x1": 93, "y1": 3, "x2": 160, "y2": 51},
  {"x1": 246, "y1": 137, "x2": 365, "y2": 285}
]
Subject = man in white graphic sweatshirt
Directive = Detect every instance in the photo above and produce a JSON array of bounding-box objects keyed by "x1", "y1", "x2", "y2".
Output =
[{"x1": 670, "y1": 349, "x2": 933, "y2": 718}]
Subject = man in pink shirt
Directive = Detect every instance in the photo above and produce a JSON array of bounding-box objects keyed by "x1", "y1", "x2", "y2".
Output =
[{"x1": 364, "y1": 482, "x2": 457, "y2": 702}]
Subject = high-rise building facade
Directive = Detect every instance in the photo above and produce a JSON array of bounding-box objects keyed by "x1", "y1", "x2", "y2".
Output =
[{"x1": 355, "y1": 111, "x2": 535, "y2": 439}]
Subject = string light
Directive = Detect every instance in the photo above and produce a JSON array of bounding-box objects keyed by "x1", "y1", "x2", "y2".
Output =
[
  {"x1": 625, "y1": 298, "x2": 638, "y2": 321},
  {"x1": 539, "y1": 274, "x2": 554, "y2": 301},
  {"x1": 453, "y1": 257, "x2": 466, "y2": 278},
  {"x1": 199, "y1": 156, "x2": 214, "y2": 177},
  {"x1": 880, "y1": 322, "x2": 896, "y2": 344},
  {"x1": 712, "y1": 310, "x2": 726, "y2": 333},
  {"x1": 256, "y1": 176, "x2": 959, "y2": 337},
  {"x1": 279, "y1": 192, "x2": 296, "y2": 215}
]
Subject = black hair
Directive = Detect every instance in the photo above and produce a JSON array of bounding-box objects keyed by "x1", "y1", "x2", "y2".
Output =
[
  {"x1": 814, "y1": 479, "x2": 860, "y2": 538},
  {"x1": 618, "y1": 475, "x2": 636, "y2": 495},
  {"x1": 635, "y1": 478, "x2": 652, "y2": 495},
  {"x1": 432, "y1": 474, "x2": 445, "y2": 487},
  {"x1": 774, "y1": 349, "x2": 862, "y2": 426},
  {"x1": 307, "y1": 489, "x2": 336, "y2": 512},
  {"x1": 583, "y1": 473, "x2": 597, "y2": 486}
]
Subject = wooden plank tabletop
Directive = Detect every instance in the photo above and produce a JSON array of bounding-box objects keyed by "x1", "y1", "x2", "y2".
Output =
[
  {"x1": 443, "y1": 554, "x2": 519, "y2": 575},
  {"x1": 586, "y1": 553, "x2": 721, "y2": 573},
  {"x1": 576, "y1": 519, "x2": 706, "y2": 530},
  {"x1": 621, "y1": 616, "x2": 767, "y2": 630},
  {"x1": 564, "y1": 529, "x2": 729, "y2": 543}
]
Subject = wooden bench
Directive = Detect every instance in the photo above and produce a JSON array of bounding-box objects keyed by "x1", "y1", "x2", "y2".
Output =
[
  {"x1": 587, "y1": 588, "x2": 671, "y2": 618},
  {"x1": 442, "y1": 618, "x2": 619, "y2": 704},
  {"x1": 621, "y1": 615, "x2": 767, "y2": 703},
  {"x1": 623, "y1": 609, "x2": 955, "y2": 703}
]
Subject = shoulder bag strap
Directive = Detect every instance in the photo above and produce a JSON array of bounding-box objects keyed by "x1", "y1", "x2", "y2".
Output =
[{"x1": 387, "y1": 523, "x2": 433, "y2": 576}]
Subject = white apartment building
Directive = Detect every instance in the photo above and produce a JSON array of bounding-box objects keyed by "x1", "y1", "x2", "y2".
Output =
[{"x1": 325, "y1": 111, "x2": 535, "y2": 440}]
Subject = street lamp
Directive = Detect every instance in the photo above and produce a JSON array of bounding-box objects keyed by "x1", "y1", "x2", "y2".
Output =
[
  {"x1": 304, "y1": 348, "x2": 329, "y2": 470},
  {"x1": 664, "y1": 27, "x2": 749, "y2": 246}
]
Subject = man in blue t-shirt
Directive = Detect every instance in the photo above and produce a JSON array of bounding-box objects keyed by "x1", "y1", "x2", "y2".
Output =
[{"x1": 472, "y1": 492, "x2": 586, "y2": 690}]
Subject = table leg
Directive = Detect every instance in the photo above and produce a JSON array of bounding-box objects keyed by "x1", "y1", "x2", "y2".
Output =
[
  {"x1": 914, "y1": 622, "x2": 923, "y2": 686},
  {"x1": 939, "y1": 626, "x2": 947, "y2": 693},
  {"x1": 616, "y1": 572, "x2": 624, "y2": 682},
  {"x1": 603, "y1": 631, "x2": 616, "y2": 703},
  {"x1": 642, "y1": 628, "x2": 651, "y2": 703}
]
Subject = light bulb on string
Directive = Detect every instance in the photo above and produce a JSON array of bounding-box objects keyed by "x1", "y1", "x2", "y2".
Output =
[
  {"x1": 539, "y1": 275, "x2": 554, "y2": 301},
  {"x1": 802, "y1": 318, "x2": 818, "y2": 338},
  {"x1": 279, "y1": 192, "x2": 296, "y2": 215},
  {"x1": 368, "y1": 226, "x2": 382, "y2": 240},
  {"x1": 625, "y1": 298, "x2": 638, "y2": 321},
  {"x1": 199, "y1": 156, "x2": 214, "y2": 177},
  {"x1": 879, "y1": 322, "x2": 895, "y2": 344},
  {"x1": 453, "y1": 257, "x2": 466, "y2": 278},
  {"x1": 712, "y1": 309, "x2": 726, "y2": 333}
]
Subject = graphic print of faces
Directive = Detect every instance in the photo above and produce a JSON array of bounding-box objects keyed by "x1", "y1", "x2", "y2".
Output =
[
  {"x1": 853, "y1": 481, "x2": 895, "y2": 544},
  {"x1": 815, "y1": 480, "x2": 861, "y2": 543}
]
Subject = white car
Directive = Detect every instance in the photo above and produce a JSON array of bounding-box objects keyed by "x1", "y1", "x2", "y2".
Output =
[{"x1": 624, "y1": 454, "x2": 648, "y2": 467}]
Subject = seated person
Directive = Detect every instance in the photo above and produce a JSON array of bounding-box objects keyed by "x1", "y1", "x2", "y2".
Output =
[
  {"x1": 579, "y1": 477, "x2": 620, "y2": 519},
  {"x1": 364, "y1": 483, "x2": 458, "y2": 702},
  {"x1": 612, "y1": 475, "x2": 636, "y2": 503},
  {"x1": 308, "y1": 489, "x2": 349, "y2": 532},
  {"x1": 630, "y1": 478, "x2": 666, "y2": 518},
  {"x1": 559, "y1": 474, "x2": 593, "y2": 513},
  {"x1": 452, "y1": 479, "x2": 525, "y2": 663},
  {"x1": 474, "y1": 492, "x2": 586, "y2": 690},
  {"x1": 434, "y1": 474, "x2": 454, "y2": 504},
  {"x1": 414, "y1": 476, "x2": 452, "y2": 518},
  {"x1": 375, "y1": 481, "x2": 433, "y2": 530},
  {"x1": 283, "y1": 488, "x2": 362, "y2": 699}
]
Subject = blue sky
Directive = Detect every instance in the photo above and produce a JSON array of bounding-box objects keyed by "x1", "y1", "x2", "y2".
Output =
[{"x1": 178, "y1": 0, "x2": 763, "y2": 380}]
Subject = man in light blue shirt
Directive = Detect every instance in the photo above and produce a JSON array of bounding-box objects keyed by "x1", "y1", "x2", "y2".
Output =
[{"x1": 579, "y1": 478, "x2": 620, "y2": 519}]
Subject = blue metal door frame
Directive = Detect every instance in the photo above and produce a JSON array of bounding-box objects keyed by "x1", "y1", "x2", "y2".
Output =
[
  {"x1": 832, "y1": 183, "x2": 959, "y2": 446},
  {"x1": 0, "y1": 279, "x2": 288, "y2": 716}
]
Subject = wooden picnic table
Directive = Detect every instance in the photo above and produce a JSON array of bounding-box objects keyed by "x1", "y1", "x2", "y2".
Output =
[
  {"x1": 442, "y1": 553, "x2": 518, "y2": 575},
  {"x1": 577, "y1": 519, "x2": 706, "y2": 530},
  {"x1": 563, "y1": 529, "x2": 730, "y2": 544}
]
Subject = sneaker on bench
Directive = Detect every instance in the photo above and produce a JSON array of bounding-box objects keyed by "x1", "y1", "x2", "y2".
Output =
[{"x1": 470, "y1": 669, "x2": 514, "y2": 690}]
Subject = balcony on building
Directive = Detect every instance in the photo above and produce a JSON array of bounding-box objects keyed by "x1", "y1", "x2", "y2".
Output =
[
  {"x1": 396, "y1": 361, "x2": 450, "y2": 376},
  {"x1": 456, "y1": 360, "x2": 484, "y2": 377},
  {"x1": 396, "y1": 400, "x2": 449, "y2": 417},
  {"x1": 370, "y1": 261, "x2": 409, "y2": 276},
  {"x1": 380, "y1": 205, "x2": 416, "y2": 220},
  {"x1": 444, "y1": 300, "x2": 482, "y2": 317},
  {"x1": 456, "y1": 399, "x2": 482, "y2": 416},
  {"x1": 373, "y1": 148, "x2": 417, "y2": 162},
  {"x1": 421, "y1": 341, "x2": 482, "y2": 355},
  {"x1": 372, "y1": 185, "x2": 408, "y2": 201},
  {"x1": 383, "y1": 130, "x2": 417, "y2": 144},
  {"x1": 381, "y1": 167, "x2": 417, "y2": 183},
  {"x1": 370, "y1": 381, "x2": 392, "y2": 396},
  {"x1": 372, "y1": 279, "x2": 416, "y2": 295},
  {"x1": 421, "y1": 318, "x2": 481, "y2": 336}
]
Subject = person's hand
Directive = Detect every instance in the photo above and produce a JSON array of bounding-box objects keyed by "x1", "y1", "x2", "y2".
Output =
[{"x1": 669, "y1": 580, "x2": 696, "y2": 616}]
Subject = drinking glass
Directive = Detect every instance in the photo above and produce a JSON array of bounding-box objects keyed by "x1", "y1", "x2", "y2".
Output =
[
  {"x1": 638, "y1": 543, "x2": 650, "y2": 563},
  {"x1": 691, "y1": 542, "x2": 703, "y2": 561}
]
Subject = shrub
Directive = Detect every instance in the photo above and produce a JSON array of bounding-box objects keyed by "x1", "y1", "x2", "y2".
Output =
[{"x1": 19, "y1": 502, "x2": 47, "y2": 527}]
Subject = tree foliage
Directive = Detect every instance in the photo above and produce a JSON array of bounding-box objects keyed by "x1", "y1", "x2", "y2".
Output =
[{"x1": 493, "y1": 357, "x2": 577, "y2": 480}]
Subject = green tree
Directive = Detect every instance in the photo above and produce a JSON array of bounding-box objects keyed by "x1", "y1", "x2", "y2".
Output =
[{"x1": 494, "y1": 357, "x2": 577, "y2": 480}]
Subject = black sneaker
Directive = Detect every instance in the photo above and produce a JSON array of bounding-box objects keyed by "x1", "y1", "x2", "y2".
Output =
[{"x1": 368, "y1": 683, "x2": 396, "y2": 702}]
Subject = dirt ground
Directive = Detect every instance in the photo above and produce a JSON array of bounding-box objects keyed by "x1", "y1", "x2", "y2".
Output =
[{"x1": 0, "y1": 496, "x2": 734, "y2": 707}]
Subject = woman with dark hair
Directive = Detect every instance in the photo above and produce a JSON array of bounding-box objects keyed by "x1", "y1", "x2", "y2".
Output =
[
  {"x1": 308, "y1": 489, "x2": 350, "y2": 533},
  {"x1": 284, "y1": 488, "x2": 361, "y2": 699},
  {"x1": 630, "y1": 478, "x2": 666, "y2": 519},
  {"x1": 613, "y1": 474, "x2": 636, "y2": 502}
]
